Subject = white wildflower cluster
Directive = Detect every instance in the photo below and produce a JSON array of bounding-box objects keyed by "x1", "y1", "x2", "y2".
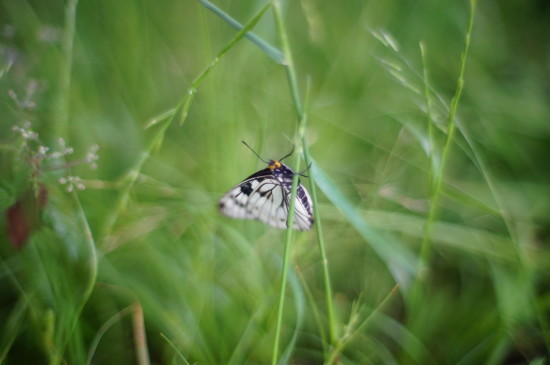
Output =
[
  {"x1": 58, "y1": 176, "x2": 85, "y2": 192},
  {"x1": 48, "y1": 138, "x2": 75, "y2": 159},
  {"x1": 10, "y1": 121, "x2": 100, "y2": 193},
  {"x1": 11, "y1": 121, "x2": 38, "y2": 141},
  {"x1": 4, "y1": 25, "x2": 99, "y2": 194},
  {"x1": 86, "y1": 144, "x2": 100, "y2": 170}
]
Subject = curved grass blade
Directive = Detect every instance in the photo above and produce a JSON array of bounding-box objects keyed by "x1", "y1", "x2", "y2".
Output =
[
  {"x1": 103, "y1": 2, "x2": 273, "y2": 242},
  {"x1": 278, "y1": 263, "x2": 305, "y2": 365},
  {"x1": 327, "y1": 284, "x2": 399, "y2": 365},
  {"x1": 0, "y1": 298, "x2": 28, "y2": 362},
  {"x1": 310, "y1": 160, "x2": 418, "y2": 290},
  {"x1": 160, "y1": 333, "x2": 193, "y2": 365},
  {"x1": 87, "y1": 307, "x2": 132, "y2": 365},
  {"x1": 197, "y1": 0, "x2": 283, "y2": 64}
]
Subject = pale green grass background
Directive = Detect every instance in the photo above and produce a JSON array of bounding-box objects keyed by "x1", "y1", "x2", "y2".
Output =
[{"x1": 0, "y1": 0, "x2": 549, "y2": 364}]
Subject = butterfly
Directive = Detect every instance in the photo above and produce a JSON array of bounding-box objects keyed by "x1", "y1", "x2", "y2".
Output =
[{"x1": 219, "y1": 141, "x2": 314, "y2": 231}]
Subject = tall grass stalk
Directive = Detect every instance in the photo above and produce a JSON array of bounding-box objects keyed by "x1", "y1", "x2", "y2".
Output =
[
  {"x1": 271, "y1": 0, "x2": 336, "y2": 362},
  {"x1": 60, "y1": 191, "x2": 98, "y2": 364},
  {"x1": 448, "y1": 4, "x2": 549, "y2": 353},
  {"x1": 271, "y1": 152, "x2": 301, "y2": 365},
  {"x1": 413, "y1": 0, "x2": 477, "y2": 303},
  {"x1": 101, "y1": 2, "x2": 272, "y2": 244},
  {"x1": 326, "y1": 284, "x2": 399, "y2": 365}
]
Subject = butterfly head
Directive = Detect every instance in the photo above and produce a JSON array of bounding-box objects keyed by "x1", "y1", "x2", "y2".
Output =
[
  {"x1": 268, "y1": 160, "x2": 294, "y2": 183},
  {"x1": 268, "y1": 160, "x2": 282, "y2": 170}
]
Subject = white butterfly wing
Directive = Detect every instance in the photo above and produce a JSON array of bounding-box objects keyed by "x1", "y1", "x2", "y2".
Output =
[
  {"x1": 218, "y1": 177, "x2": 264, "y2": 220},
  {"x1": 219, "y1": 175, "x2": 314, "y2": 231},
  {"x1": 281, "y1": 183, "x2": 313, "y2": 231}
]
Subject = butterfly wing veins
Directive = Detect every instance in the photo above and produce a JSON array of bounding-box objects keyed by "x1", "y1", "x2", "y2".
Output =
[{"x1": 219, "y1": 159, "x2": 314, "y2": 231}]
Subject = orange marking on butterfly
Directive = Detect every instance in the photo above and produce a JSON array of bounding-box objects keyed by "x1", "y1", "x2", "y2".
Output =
[{"x1": 268, "y1": 160, "x2": 281, "y2": 170}]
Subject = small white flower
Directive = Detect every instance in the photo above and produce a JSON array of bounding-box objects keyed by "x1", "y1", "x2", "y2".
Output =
[
  {"x1": 49, "y1": 151, "x2": 62, "y2": 159},
  {"x1": 24, "y1": 130, "x2": 38, "y2": 140},
  {"x1": 37, "y1": 145, "x2": 50, "y2": 157},
  {"x1": 86, "y1": 144, "x2": 100, "y2": 162},
  {"x1": 12, "y1": 122, "x2": 38, "y2": 141}
]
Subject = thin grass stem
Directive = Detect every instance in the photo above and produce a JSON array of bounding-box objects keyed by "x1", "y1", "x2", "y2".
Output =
[
  {"x1": 101, "y1": 2, "x2": 272, "y2": 244},
  {"x1": 160, "y1": 333, "x2": 192, "y2": 365},
  {"x1": 300, "y1": 111, "x2": 337, "y2": 347},
  {"x1": 295, "y1": 267, "x2": 329, "y2": 354},
  {"x1": 327, "y1": 284, "x2": 399, "y2": 365},
  {"x1": 413, "y1": 0, "x2": 477, "y2": 303},
  {"x1": 197, "y1": 0, "x2": 283, "y2": 63},
  {"x1": 56, "y1": 191, "x2": 99, "y2": 363},
  {"x1": 271, "y1": 0, "x2": 337, "y2": 359},
  {"x1": 86, "y1": 307, "x2": 131, "y2": 365},
  {"x1": 271, "y1": 164, "x2": 300, "y2": 365}
]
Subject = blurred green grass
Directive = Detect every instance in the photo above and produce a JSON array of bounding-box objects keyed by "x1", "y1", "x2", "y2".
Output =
[{"x1": 1, "y1": 0, "x2": 549, "y2": 364}]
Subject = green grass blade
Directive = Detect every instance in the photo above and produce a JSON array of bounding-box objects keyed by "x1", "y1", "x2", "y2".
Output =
[
  {"x1": 271, "y1": 0, "x2": 337, "y2": 353},
  {"x1": 86, "y1": 307, "x2": 131, "y2": 365},
  {"x1": 271, "y1": 155, "x2": 301, "y2": 365},
  {"x1": 178, "y1": 90, "x2": 197, "y2": 126},
  {"x1": 144, "y1": 107, "x2": 179, "y2": 130},
  {"x1": 269, "y1": 0, "x2": 338, "y2": 362},
  {"x1": 101, "y1": 2, "x2": 273, "y2": 242},
  {"x1": 278, "y1": 267, "x2": 306, "y2": 365},
  {"x1": 150, "y1": 0, "x2": 272, "y2": 131},
  {"x1": 160, "y1": 333, "x2": 193, "y2": 365},
  {"x1": 301, "y1": 148, "x2": 337, "y2": 345},
  {"x1": 0, "y1": 298, "x2": 28, "y2": 362},
  {"x1": 311, "y1": 160, "x2": 418, "y2": 289},
  {"x1": 197, "y1": 0, "x2": 283, "y2": 63},
  {"x1": 413, "y1": 0, "x2": 477, "y2": 302},
  {"x1": 327, "y1": 285, "x2": 399, "y2": 365}
]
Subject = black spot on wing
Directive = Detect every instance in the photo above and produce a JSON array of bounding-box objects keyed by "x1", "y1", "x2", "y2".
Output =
[{"x1": 240, "y1": 182, "x2": 253, "y2": 196}]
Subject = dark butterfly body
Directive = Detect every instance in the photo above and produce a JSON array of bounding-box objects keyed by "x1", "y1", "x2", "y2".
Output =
[{"x1": 219, "y1": 158, "x2": 314, "y2": 231}]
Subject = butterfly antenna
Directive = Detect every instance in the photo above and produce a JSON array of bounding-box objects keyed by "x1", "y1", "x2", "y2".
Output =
[
  {"x1": 242, "y1": 141, "x2": 270, "y2": 164},
  {"x1": 296, "y1": 162, "x2": 312, "y2": 177},
  {"x1": 278, "y1": 146, "x2": 295, "y2": 162}
]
